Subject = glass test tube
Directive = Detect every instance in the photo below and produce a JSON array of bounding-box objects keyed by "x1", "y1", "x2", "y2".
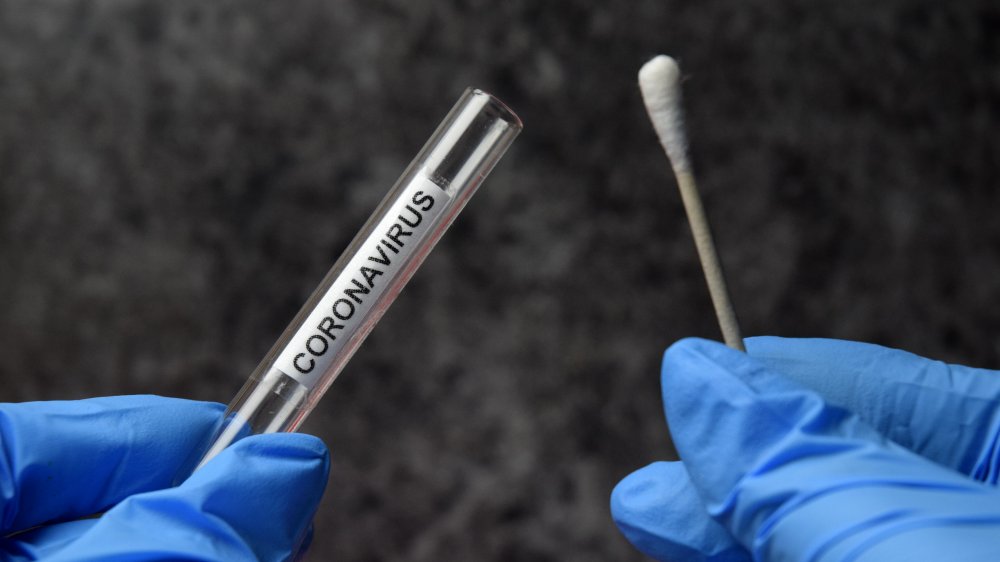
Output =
[{"x1": 188, "y1": 89, "x2": 521, "y2": 474}]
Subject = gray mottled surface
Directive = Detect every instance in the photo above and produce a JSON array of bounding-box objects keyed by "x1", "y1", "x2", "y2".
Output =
[{"x1": 2, "y1": 1, "x2": 999, "y2": 560}]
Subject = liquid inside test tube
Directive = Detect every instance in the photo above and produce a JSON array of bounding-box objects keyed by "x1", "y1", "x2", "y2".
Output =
[{"x1": 184, "y1": 89, "x2": 521, "y2": 475}]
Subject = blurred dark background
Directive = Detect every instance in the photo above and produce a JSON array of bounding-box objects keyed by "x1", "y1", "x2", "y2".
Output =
[{"x1": 1, "y1": 1, "x2": 999, "y2": 560}]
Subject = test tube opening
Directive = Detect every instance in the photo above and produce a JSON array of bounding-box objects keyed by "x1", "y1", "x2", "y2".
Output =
[{"x1": 419, "y1": 89, "x2": 522, "y2": 194}]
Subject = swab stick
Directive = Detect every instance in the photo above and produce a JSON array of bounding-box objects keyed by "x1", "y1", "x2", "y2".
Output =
[{"x1": 639, "y1": 55, "x2": 745, "y2": 351}]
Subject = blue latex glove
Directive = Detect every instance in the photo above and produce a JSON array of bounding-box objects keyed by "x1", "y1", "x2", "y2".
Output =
[
  {"x1": 612, "y1": 337, "x2": 1000, "y2": 561},
  {"x1": 0, "y1": 395, "x2": 329, "y2": 561}
]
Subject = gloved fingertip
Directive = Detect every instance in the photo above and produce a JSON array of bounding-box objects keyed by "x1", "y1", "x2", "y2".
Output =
[
  {"x1": 611, "y1": 462, "x2": 749, "y2": 562},
  {"x1": 611, "y1": 462, "x2": 685, "y2": 526},
  {"x1": 230, "y1": 432, "x2": 330, "y2": 462},
  {"x1": 660, "y1": 337, "x2": 758, "y2": 421},
  {"x1": 611, "y1": 462, "x2": 685, "y2": 560},
  {"x1": 661, "y1": 336, "x2": 810, "y2": 413},
  {"x1": 211, "y1": 433, "x2": 331, "y2": 488},
  {"x1": 164, "y1": 433, "x2": 330, "y2": 561}
]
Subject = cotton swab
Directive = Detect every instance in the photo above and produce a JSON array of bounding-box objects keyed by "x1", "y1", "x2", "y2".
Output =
[{"x1": 639, "y1": 55, "x2": 745, "y2": 351}]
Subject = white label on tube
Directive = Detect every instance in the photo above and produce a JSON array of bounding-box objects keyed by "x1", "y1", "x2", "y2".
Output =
[{"x1": 275, "y1": 176, "x2": 450, "y2": 388}]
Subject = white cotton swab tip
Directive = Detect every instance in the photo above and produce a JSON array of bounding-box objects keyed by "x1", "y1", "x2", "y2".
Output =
[{"x1": 638, "y1": 55, "x2": 690, "y2": 174}]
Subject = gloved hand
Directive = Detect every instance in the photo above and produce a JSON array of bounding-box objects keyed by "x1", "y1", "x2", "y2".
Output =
[
  {"x1": 0, "y1": 395, "x2": 329, "y2": 561},
  {"x1": 612, "y1": 337, "x2": 1000, "y2": 561}
]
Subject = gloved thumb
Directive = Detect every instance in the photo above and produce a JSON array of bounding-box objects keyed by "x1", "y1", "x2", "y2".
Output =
[{"x1": 663, "y1": 338, "x2": 1000, "y2": 561}]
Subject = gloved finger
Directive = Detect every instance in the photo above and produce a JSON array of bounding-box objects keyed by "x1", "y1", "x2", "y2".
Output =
[
  {"x1": 0, "y1": 396, "x2": 224, "y2": 534},
  {"x1": 745, "y1": 336, "x2": 1000, "y2": 483},
  {"x1": 44, "y1": 433, "x2": 329, "y2": 562},
  {"x1": 664, "y1": 338, "x2": 1000, "y2": 560},
  {"x1": 611, "y1": 461, "x2": 748, "y2": 562}
]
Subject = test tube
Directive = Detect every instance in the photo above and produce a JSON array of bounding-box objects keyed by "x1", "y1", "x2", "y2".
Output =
[{"x1": 186, "y1": 89, "x2": 521, "y2": 474}]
